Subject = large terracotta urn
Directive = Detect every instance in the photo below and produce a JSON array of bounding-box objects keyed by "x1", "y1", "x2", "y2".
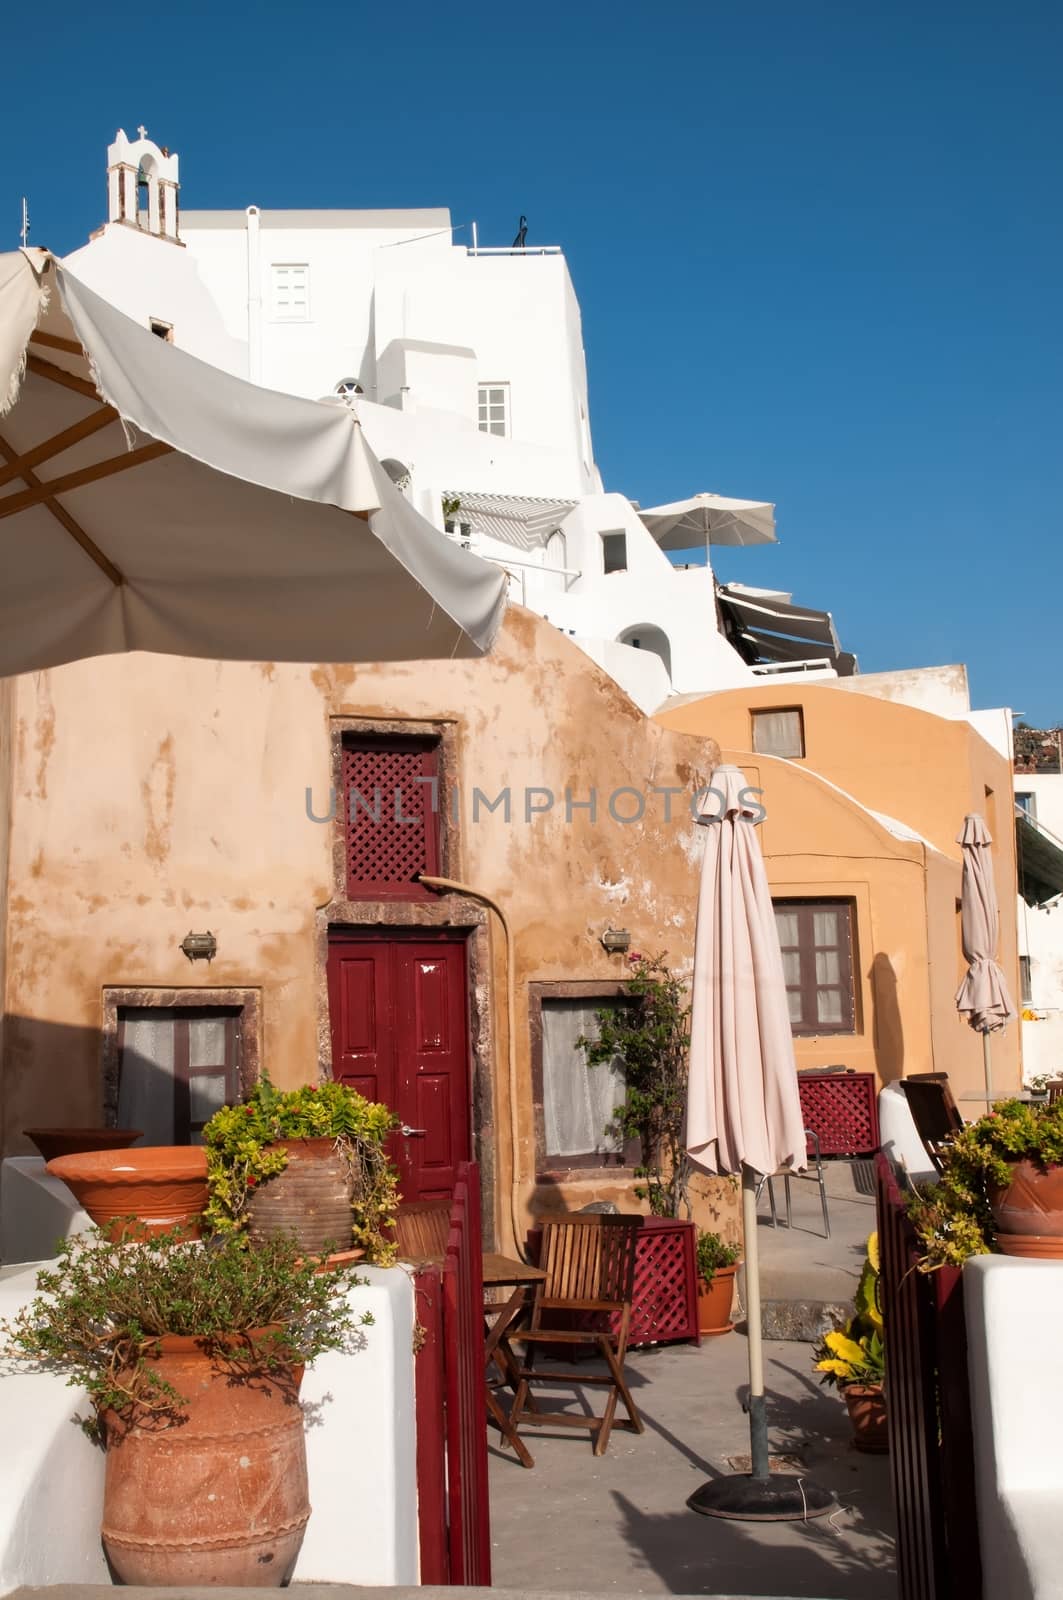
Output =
[
  {"x1": 989, "y1": 1159, "x2": 1063, "y2": 1258},
  {"x1": 24, "y1": 1127, "x2": 142, "y2": 1163},
  {"x1": 46, "y1": 1146, "x2": 208, "y2": 1241},
  {"x1": 696, "y1": 1264, "x2": 739, "y2": 1337},
  {"x1": 102, "y1": 1333, "x2": 309, "y2": 1586},
  {"x1": 246, "y1": 1137, "x2": 353, "y2": 1253}
]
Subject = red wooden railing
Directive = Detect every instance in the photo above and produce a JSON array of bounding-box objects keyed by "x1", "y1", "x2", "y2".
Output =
[
  {"x1": 414, "y1": 1161, "x2": 491, "y2": 1586},
  {"x1": 875, "y1": 1153, "x2": 981, "y2": 1600}
]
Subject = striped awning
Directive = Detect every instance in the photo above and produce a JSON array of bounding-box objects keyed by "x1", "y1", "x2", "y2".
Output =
[{"x1": 445, "y1": 489, "x2": 575, "y2": 552}]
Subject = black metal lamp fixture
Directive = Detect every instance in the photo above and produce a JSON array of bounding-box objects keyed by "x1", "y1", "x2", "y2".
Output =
[
  {"x1": 180, "y1": 930, "x2": 217, "y2": 964},
  {"x1": 600, "y1": 927, "x2": 631, "y2": 954}
]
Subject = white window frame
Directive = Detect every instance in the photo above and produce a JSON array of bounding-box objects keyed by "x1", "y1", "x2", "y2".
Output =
[
  {"x1": 270, "y1": 262, "x2": 311, "y2": 323},
  {"x1": 478, "y1": 382, "x2": 510, "y2": 438}
]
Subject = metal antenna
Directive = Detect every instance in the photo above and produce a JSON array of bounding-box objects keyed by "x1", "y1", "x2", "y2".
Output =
[{"x1": 19, "y1": 198, "x2": 29, "y2": 249}]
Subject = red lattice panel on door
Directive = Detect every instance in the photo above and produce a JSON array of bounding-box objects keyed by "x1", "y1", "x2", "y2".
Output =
[
  {"x1": 798, "y1": 1071, "x2": 880, "y2": 1156},
  {"x1": 343, "y1": 741, "x2": 439, "y2": 898}
]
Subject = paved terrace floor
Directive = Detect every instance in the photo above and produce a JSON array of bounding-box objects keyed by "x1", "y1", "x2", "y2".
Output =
[{"x1": 488, "y1": 1170, "x2": 894, "y2": 1600}]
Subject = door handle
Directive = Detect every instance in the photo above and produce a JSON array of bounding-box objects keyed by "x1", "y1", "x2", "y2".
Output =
[{"x1": 400, "y1": 1124, "x2": 427, "y2": 1138}]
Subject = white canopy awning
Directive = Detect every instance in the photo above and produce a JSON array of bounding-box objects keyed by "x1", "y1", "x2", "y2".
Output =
[
  {"x1": 639, "y1": 492, "x2": 777, "y2": 551},
  {"x1": 0, "y1": 250, "x2": 507, "y2": 677}
]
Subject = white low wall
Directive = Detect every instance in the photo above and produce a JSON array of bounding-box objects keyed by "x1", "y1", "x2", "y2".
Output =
[
  {"x1": 0, "y1": 1157, "x2": 93, "y2": 1264},
  {"x1": 0, "y1": 1260, "x2": 419, "y2": 1593},
  {"x1": 965, "y1": 1256, "x2": 1063, "y2": 1600}
]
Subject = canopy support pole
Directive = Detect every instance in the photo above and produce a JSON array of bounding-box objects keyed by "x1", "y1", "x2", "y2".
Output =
[
  {"x1": 687, "y1": 1163, "x2": 834, "y2": 1523},
  {"x1": 983, "y1": 1031, "x2": 994, "y2": 1099}
]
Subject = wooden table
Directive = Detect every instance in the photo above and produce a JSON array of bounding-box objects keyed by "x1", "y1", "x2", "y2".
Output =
[{"x1": 482, "y1": 1252, "x2": 545, "y2": 1469}]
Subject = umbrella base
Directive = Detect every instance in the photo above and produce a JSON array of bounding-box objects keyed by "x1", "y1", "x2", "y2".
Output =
[{"x1": 688, "y1": 1472, "x2": 835, "y2": 1522}]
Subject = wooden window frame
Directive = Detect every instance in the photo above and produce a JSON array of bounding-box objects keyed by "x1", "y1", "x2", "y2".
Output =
[
  {"x1": 774, "y1": 897, "x2": 856, "y2": 1036},
  {"x1": 115, "y1": 1005, "x2": 241, "y2": 1144},
  {"x1": 751, "y1": 706, "x2": 805, "y2": 759},
  {"x1": 529, "y1": 981, "x2": 639, "y2": 1174}
]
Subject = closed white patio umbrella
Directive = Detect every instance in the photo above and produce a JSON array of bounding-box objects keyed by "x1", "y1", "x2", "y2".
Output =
[
  {"x1": 686, "y1": 766, "x2": 833, "y2": 1520},
  {"x1": 0, "y1": 250, "x2": 507, "y2": 675},
  {"x1": 639, "y1": 492, "x2": 777, "y2": 552},
  {"x1": 956, "y1": 814, "x2": 1017, "y2": 1099}
]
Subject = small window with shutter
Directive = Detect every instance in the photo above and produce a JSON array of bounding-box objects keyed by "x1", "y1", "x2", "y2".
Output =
[
  {"x1": 270, "y1": 263, "x2": 310, "y2": 321},
  {"x1": 342, "y1": 735, "x2": 441, "y2": 899},
  {"x1": 752, "y1": 707, "x2": 805, "y2": 759}
]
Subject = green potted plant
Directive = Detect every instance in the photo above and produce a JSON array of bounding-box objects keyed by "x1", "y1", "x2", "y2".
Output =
[
  {"x1": 910, "y1": 1099, "x2": 1063, "y2": 1267},
  {"x1": 2, "y1": 1226, "x2": 369, "y2": 1585},
  {"x1": 695, "y1": 1230, "x2": 741, "y2": 1336},
  {"x1": 813, "y1": 1232, "x2": 887, "y2": 1453},
  {"x1": 203, "y1": 1072, "x2": 399, "y2": 1260},
  {"x1": 580, "y1": 952, "x2": 691, "y2": 1218}
]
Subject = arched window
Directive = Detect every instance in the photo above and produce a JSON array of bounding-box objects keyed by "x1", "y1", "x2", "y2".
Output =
[
  {"x1": 380, "y1": 458, "x2": 412, "y2": 494},
  {"x1": 543, "y1": 529, "x2": 568, "y2": 594}
]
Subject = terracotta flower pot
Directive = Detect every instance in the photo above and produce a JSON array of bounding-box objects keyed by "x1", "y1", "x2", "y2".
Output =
[
  {"x1": 24, "y1": 1127, "x2": 143, "y2": 1163},
  {"x1": 101, "y1": 1331, "x2": 309, "y2": 1586},
  {"x1": 46, "y1": 1146, "x2": 208, "y2": 1241},
  {"x1": 696, "y1": 1263, "x2": 739, "y2": 1336},
  {"x1": 989, "y1": 1158, "x2": 1063, "y2": 1257},
  {"x1": 245, "y1": 1136, "x2": 354, "y2": 1253},
  {"x1": 843, "y1": 1383, "x2": 889, "y2": 1453}
]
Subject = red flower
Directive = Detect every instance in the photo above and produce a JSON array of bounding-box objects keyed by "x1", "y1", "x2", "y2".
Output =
[
  {"x1": 246, "y1": 1175, "x2": 257, "y2": 1187},
  {"x1": 628, "y1": 951, "x2": 643, "y2": 963},
  {"x1": 245, "y1": 1105, "x2": 254, "y2": 1115},
  {"x1": 307, "y1": 1085, "x2": 317, "y2": 1093}
]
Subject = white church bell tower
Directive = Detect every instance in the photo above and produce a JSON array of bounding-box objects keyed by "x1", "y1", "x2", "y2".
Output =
[{"x1": 106, "y1": 128, "x2": 180, "y2": 241}]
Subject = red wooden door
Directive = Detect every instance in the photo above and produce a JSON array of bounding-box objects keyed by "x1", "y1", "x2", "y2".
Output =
[{"x1": 327, "y1": 931, "x2": 471, "y2": 1201}]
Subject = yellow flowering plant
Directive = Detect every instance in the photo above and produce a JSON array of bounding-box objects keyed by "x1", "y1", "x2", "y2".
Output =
[{"x1": 813, "y1": 1233, "x2": 885, "y2": 1390}]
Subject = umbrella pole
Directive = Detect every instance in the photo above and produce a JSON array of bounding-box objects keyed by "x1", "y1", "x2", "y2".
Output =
[
  {"x1": 687, "y1": 1163, "x2": 834, "y2": 1522},
  {"x1": 982, "y1": 1030, "x2": 994, "y2": 1100},
  {"x1": 742, "y1": 1165, "x2": 770, "y2": 1480}
]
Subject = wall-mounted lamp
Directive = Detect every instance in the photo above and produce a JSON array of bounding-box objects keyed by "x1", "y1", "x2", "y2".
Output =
[
  {"x1": 180, "y1": 930, "x2": 217, "y2": 964},
  {"x1": 600, "y1": 927, "x2": 631, "y2": 954}
]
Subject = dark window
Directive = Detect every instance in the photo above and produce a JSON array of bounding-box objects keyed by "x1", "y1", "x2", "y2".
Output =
[
  {"x1": 752, "y1": 707, "x2": 805, "y2": 759},
  {"x1": 1020, "y1": 955, "x2": 1033, "y2": 1006},
  {"x1": 117, "y1": 1007, "x2": 240, "y2": 1144},
  {"x1": 773, "y1": 899, "x2": 856, "y2": 1035},
  {"x1": 149, "y1": 319, "x2": 173, "y2": 342},
  {"x1": 342, "y1": 735, "x2": 441, "y2": 899},
  {"x1": 601, "y1": 532, "x2": 627, "y2": 574}
]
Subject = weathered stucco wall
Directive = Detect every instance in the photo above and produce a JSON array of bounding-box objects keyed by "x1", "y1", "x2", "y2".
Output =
[
  {"x1": 656, "y1": 687, "x2": 1022, "y2": 1097},
  {"x1": 0, "y1": 677, "x2": 13, "y2": 1150},
  {"x1": 2, "y1": 608, "x2": 728, "y2": 1246}
]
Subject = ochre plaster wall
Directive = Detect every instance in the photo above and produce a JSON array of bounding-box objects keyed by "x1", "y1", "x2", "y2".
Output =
[
  {"x1": 2, "y1": 609, "x2": 730, "y2": 1247},
  {"x1": 655, "y1": 686, "x2": 1022, "y2": 1098}
]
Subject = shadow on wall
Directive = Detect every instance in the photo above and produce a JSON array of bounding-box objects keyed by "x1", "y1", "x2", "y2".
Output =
[
  {"x1": 1, "y1": 1015, "x2": 104, "y2": 1156},
  {"x1": 871, "y1": 953, "x2": 905, "y2": 1083}
]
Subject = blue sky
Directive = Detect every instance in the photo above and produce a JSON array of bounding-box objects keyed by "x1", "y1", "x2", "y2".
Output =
[{"x1": 3, "y1": 1, "x2": 1060, "y2": 721}]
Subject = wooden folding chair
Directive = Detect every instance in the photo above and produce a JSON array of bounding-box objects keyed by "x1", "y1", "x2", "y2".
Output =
[
  {"x1": 507, "y1": 1213, "x2": 644, "y2": 1457},
  {"x1": 393, "y1": 1198, "x2": 451, "y2": 1263},
  {"x1": 900, "y1": 1074, "x2": 965, "y2": 1172}
]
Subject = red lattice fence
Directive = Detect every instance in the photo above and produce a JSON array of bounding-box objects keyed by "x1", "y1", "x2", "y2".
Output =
[
  {"x1": 798, "y1": 1069, "x2": 880, "y2": 1155},
  {"x1": 341, "y1": 737, "x2": 439, "y2": 898},
  {"x1": 528, "y1": 1216, "x2": 699, "y2": 1347}
]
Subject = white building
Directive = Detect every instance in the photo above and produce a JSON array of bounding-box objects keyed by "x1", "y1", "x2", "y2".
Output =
[
  {"x1": 62, "y1": 130, "x2": 852, "y2": 712},
  {"x1": 1014, "y1": 766, "x2": 1063, "y2": 1083}
]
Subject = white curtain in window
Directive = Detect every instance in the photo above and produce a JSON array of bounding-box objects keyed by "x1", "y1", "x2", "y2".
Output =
[
  {"x1": 542, "y1": 999, "x2": 625, "y2": 1159},
  {"x1": 118, "y1": 1008, "x2": 176, "y2": 1145}
]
